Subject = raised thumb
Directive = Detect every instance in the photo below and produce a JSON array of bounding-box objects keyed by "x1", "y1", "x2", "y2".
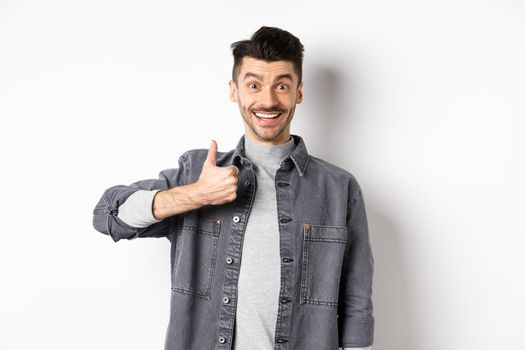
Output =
[{"x1": 205, "y1": 139, "x2": 218, "y2": 166}]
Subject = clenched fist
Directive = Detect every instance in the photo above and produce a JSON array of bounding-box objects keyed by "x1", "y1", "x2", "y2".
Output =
[
  {"x1": 151, "y1": 140, "x2": 239, "y2": 219},
  {"x1": 194, "y1": 140, "x2": 239, "y2": 205}
]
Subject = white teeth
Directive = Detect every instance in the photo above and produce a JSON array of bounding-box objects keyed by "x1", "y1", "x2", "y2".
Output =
[{"x1": 254, "y1": 112, "x2": 280, "y2": 119}]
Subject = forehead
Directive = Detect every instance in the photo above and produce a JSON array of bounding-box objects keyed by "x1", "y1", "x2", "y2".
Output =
[{"x1": 239, "y1": 57, "x2": 298, "y2": 81}]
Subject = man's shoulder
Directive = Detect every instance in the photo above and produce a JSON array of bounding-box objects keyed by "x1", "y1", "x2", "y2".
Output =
[
  {"x1": 307, "y1": 154, "x2": 357, "y2": 181},
  {"x1": 306, "y1": 154, "x2": 364, "y2": 197}
]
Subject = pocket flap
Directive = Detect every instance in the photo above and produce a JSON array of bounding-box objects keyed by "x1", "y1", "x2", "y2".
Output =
[
  {"x1": 304, "y1": 224, "x2": 347, "y2": 243},
  {"x1": 182, "y1": 214, "x2": 221, "y2": 236}
]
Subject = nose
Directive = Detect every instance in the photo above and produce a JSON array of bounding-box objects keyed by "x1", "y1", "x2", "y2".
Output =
[{"x1": 259, "y1": 86, "x2": 279, "y2": 109}]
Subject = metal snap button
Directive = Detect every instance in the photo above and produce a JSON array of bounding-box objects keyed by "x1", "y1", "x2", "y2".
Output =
[
  {"x1": 218, "y1": 336, "x2": 226, "y2": 343},
  {"x1": 226, "y1": 257, "x2": 233, "y2": 264},
  {"x1": 223, "y1": 296, "x2": 230, "y2": 304},
  {"x1": 233, "y1": 216, "x2": 240, "y2": 223}
]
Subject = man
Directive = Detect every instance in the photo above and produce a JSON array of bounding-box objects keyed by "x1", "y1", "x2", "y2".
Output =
[{"x1": 92, "y1": 26, "x2": 374, "y2": 350}]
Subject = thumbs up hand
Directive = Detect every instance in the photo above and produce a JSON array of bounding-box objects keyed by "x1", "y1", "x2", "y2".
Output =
[{"x1": 194, "y1": 140, "x2": 239, "y2": 206}]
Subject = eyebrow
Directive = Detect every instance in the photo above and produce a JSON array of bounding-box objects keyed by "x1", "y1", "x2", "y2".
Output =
[{"x1": 243, "y1": 72, "x2": 294, "y2": 82}]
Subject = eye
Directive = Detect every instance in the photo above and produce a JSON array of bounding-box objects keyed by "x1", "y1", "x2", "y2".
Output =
[
  {"x1": 248, "y1": 83, "x2": 258, "y2": 89},
  {"x1": 276, "y1": 83, "x2": 289, "y2": 90}
]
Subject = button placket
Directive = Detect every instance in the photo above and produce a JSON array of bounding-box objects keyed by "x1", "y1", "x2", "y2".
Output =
[
  {"x1": 274, "y1": 170, "x2": 295, "y2": 348},
  {"x1": 217, "y1": 161, "x2": 256, "y2": 350}
]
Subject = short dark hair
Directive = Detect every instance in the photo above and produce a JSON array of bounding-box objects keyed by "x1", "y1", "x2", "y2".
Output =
[{"x1": 230, "y1": 26, "x2": 304, "y2": 84}]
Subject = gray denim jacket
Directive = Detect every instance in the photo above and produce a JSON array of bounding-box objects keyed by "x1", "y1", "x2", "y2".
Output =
[{"x1": 92, "y1": 134, "x2": 374, "y2": 350}]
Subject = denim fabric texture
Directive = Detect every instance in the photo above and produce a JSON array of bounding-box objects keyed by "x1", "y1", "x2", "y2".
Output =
[{"x1": 92, "y1": 134, "x2": 375, "y2": 349}]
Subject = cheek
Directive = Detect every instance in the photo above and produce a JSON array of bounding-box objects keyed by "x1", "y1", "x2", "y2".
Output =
[
  {"x1": 238, "y1": 94, "x2": 255, "y2": 109},
  {"x1": 280, "y1": 95, "x2": 296, "y2": 108}
]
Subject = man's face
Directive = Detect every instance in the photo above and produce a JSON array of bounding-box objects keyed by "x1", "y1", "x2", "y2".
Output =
[{"x1": 229, "y1": 57, "x2": 303, "y2": 145}]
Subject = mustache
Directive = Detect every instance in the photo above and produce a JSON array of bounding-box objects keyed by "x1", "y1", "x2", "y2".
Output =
[{"x1": 250, "y1": 107, "x2": 286, "y2": 113}]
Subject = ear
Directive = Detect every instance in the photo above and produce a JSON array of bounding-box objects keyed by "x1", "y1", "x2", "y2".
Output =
[
  {"x1": 296, "y1": 81, "x2": 304, "y2": 104},
  {"x1": 229, "y1": 80, "x2": 238, "y2": 102}
]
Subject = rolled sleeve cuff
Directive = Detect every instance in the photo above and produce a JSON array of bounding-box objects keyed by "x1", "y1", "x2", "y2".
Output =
[
  {"x1": 339, "y1": 316, "x2": 375, "y2": 348},
  {"x1": 116, "y1": 189, "x2": 163, "y2": 228}
]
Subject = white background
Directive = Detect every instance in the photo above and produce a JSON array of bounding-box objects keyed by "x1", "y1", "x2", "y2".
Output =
[{"x1": 1, "y1": 1, "x2": 524, "y2": 349}]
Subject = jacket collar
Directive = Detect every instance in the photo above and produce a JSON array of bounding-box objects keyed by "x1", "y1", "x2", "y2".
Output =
[{"x1": 230, "y1": 134, "x2": 310, "y2": 177}]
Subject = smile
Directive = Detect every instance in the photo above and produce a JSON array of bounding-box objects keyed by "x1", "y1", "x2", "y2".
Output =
[{"x1": 253, "y1": 112, "x2": 282, "y2": 119}]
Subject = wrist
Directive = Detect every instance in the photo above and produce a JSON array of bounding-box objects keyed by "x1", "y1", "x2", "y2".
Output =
[{"x1": 185, "y1": 181, "x2": 208, "y2": 208}]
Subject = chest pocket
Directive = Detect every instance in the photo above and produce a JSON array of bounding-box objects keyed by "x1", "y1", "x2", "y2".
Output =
[
  {"x1": 300, "y1": 223, "x2": 348, "y2": 307},
  {"x1": 172, "y1": 215, "x2": 221, "y2": 300}
]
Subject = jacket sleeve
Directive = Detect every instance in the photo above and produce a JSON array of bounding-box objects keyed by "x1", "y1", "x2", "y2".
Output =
[
  {"x1": 92, "y1": 153, "x2": 188, "y2": 242},
  {"x1": 338, "y1": 179, "x2": 375, "y2": 347}
]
